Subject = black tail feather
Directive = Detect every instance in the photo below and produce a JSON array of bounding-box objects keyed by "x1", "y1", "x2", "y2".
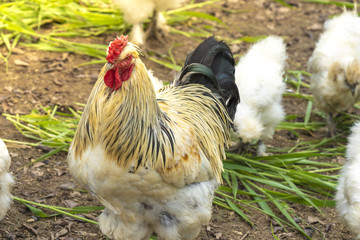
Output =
[{"x1": 174, "y1": 37, "x2": 240, "y2": 120}]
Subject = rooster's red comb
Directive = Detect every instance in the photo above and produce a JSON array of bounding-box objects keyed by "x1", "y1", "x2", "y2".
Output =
[{"x1": 106, "y1": 35, "x2": 128, "y2": 64}]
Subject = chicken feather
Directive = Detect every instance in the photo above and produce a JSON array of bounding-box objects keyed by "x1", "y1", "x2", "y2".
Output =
[
  {"x1": 112, "y1": 0, "x2": 185, "y2": 45},
  {"x1": 232, "y1": 36, "x2": 287, "y2": 156},
  {"x1": 69, "y1": 36, "x2": 237, "y2": 240},
  {"x1": 308, "y1": 9, "x2": 360, "y2": 136},
  {"x1": 0, "y1": 138, "x2": 14, "y2": 220},
  {"x1": 336, "y1": 121, "x2": 360, "y2": 239}
]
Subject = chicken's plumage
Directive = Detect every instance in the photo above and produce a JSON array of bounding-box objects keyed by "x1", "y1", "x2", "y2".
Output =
[
  {"x1": 147, "y1": 69, "x2": 164, "y2": 92},
  {"x1": 308, "y1": 9, "x2": 360, "y2": 136},
  {"x1": 69, "y1": 36, "x2": 239, "y2": 240},
  {"x1": 232, "y1": 36, "x2": 287, "y2": 156},
  {"x1": 335, "y1": 121, "x2": 360, "y2": 239},
  {"x1": 112, "y1": 0, "x2": 184, "y2": 45},
  {"x1": 0, "y1": 138, "x2": 14, "y2": 220}
]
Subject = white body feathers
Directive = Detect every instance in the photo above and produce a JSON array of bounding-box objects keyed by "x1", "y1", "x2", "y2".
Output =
[
  {"x1": 69, "y1": 137, "x2": 217, "y2": 240},
  {"x1": 147, "y1": 69, "x2": 164, "y2": 92},
  {"x1": 233, "y1": 36, "x2": 287, "y2": 154},
  {"x1": 0, "y1": 138, "x2": 14, "y2": 220},
  {"x1": 112, "y1": 0, "x2": 183, "y2": 25},
  {"x1": 112, "y1": 0, "x2": 184, "y2": 45},
  {"x1": 336, "y1": 121, "x2": 360, "y2": 239},
  {"x1": 308, "y1": 11, "x2": 360, "y2": 115}
]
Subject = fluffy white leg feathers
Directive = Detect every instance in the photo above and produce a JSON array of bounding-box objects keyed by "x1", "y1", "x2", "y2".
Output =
[
  {"x1": 0, "y1": 139, "x2": 14, "y2": 220},
  {"x1": 336, "y1": 121, "x2": 360, "y2": 239}
]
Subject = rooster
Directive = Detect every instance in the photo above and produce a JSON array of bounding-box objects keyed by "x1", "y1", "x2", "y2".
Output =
[
  {"x1": 308, "y1": 9, "x2": 360, "y2": 137},
  {"x1": 335, "y1": 121, "x2": 360, "y2": 239},
  {"x1": 112, "y1": 0, "x2": 185, "y2": 46},
  {"x1": 0, "y1": 138, "x2": 14, "y2": 220},
  {"x1": 68, "y1": 35, "x2": 239, "y2": 240},
  {"x1": 232, "y1": 36, "x2": 287, "y2": 156}
]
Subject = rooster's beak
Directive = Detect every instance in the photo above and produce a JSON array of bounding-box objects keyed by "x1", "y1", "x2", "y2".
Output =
[
  {"x1": 345, "y1": 80, "x2": 358, "y2": 96},
  {"x1": 349, "y1": 83, "x2": 357, "y2": 96},
  {"x1": 351, "y1": 87, "x2": 356, "y2": 96}
]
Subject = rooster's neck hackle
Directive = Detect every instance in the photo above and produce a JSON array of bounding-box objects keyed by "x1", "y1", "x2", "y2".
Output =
[{"x1": 72, "y1": 55, "x2": 167, "y2": 169}]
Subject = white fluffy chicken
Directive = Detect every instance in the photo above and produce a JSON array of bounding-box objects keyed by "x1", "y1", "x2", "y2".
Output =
[
  {"x1": 0, "y1": 138, "x2": 14, "y2": 220},
  {"x1": 335, "y1": 121, "x2": 360, "y2": 239},
  {"x1": 112, "y1": 0, "x2": 185, "y2": 46},
  {"x1": 308, "y1": 9, "x2": 360, "y2": 137},
  {"x1": 232, "y1": 36, "x2": 287, "y2": 156}
]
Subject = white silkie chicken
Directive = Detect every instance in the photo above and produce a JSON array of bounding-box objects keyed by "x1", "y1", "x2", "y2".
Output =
[
  {"x1": 308, "y1": 9, "x2": 360, "y2": 137},
  {"x1": 0, "y1": 138, "x2": 14, "y2": 220},
  {"x1": 112, "y1": 0, "x2": 185, "y2": 46},
  {"x1": 335, "y1": 121, "x2": 360, "y2": 239},
  {"x1": 232, "y1": 36, "x2": 287, "y2": 156}
]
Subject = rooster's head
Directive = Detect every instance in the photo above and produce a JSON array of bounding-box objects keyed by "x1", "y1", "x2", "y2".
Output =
[{"x1": 104, "y1": 35, "x2": 139, "y2": 90}]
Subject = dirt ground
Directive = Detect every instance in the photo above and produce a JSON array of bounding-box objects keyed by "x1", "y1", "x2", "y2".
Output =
[{"x1": 0, "y1": 0, "x2": 355, "y2": 239}]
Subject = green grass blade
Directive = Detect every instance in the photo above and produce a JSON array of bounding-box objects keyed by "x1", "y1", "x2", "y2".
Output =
[
  {"x1": 230, "y1": 171, "x2": 239, "y2": 198},
  {"x1": 304, "y1": 101, "x2": 313, "y2": 126},
  {"x1": 225, "y1": 198, "x2": 256, "y2": 228}
]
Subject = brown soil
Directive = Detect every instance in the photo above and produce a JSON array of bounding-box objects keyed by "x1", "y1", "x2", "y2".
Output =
[{"x1": 0, "y1": 0, "x2": 354, "y2": 239}]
